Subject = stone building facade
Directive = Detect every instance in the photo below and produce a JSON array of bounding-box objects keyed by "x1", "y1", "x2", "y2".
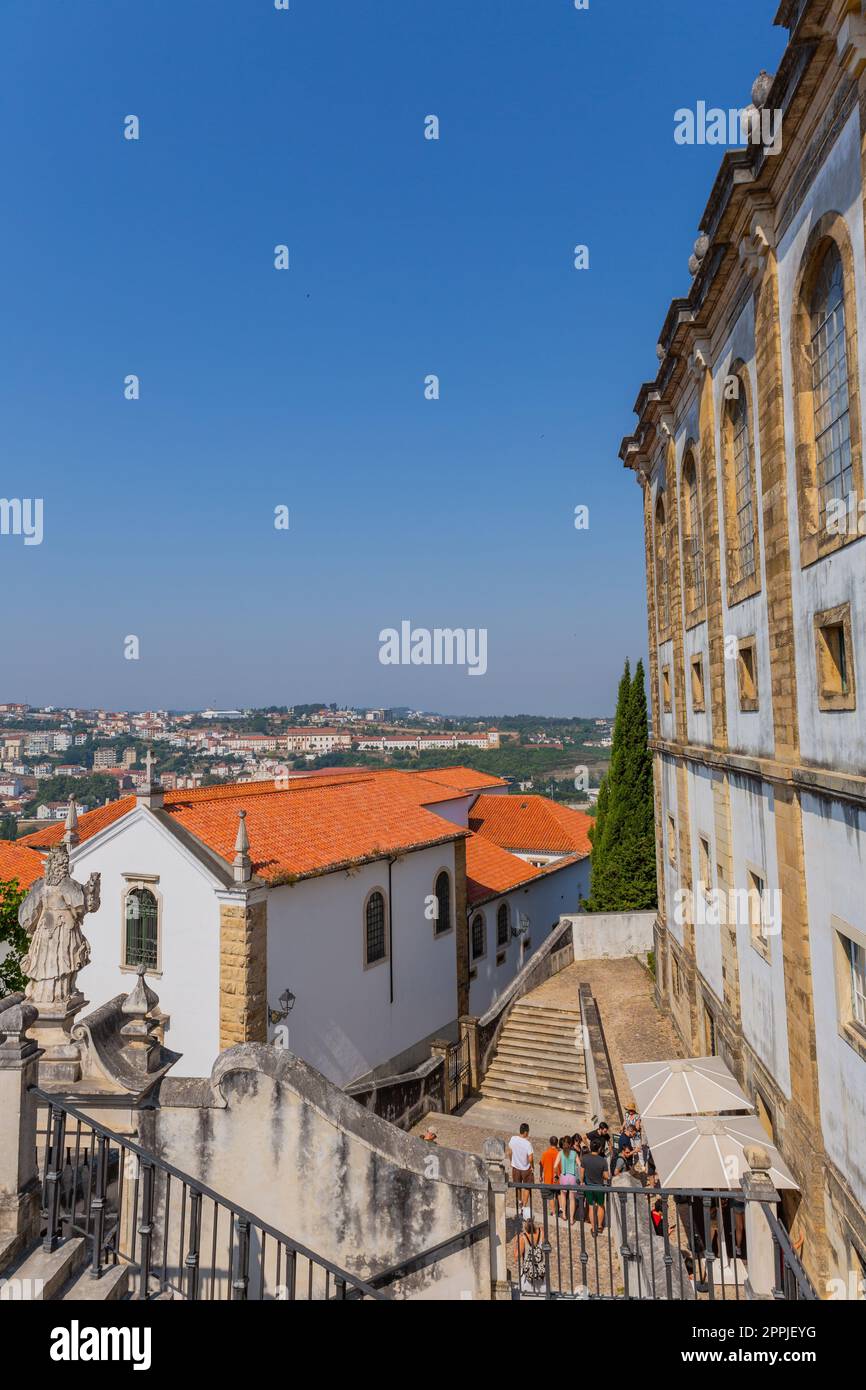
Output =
[{"x1": 620, "y1": 0, "x2": 866, "y2": 1296}]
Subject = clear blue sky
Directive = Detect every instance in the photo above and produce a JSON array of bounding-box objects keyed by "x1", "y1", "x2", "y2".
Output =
[{"x1": 2, "y1": 0, "x2": 785, "y2": 716}]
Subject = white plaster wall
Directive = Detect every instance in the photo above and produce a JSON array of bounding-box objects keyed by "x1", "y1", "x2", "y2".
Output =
[
  {"x1": 687, "y1": 762, "x2": 724, "y2": 1002},
  {"x1": 266, "y1": 842, "x2": 460, "y2": 1087},
  {"x1": 467, "y1": 858, "x2": 588, "y2": 1017},
  {"x1": 713, "y1": 299, "x2": 775, "y2": 760},
  {"x1": 728, "y1": 775, "x2": 791, "y2": 1096},
  {"x1": 801, "y1": 791, "x2": 866, "y2": 1211},
  {"x1": 777, "y1": 109, "x2": 866, "y2": 775},
  {"x1": 683, "y1": 620, "x2": 712, "y2": 746},
  {"x1": 658, "y1": 637, "x2": 676, "y2": 742},
  {"x1": 71, "y1": 809, "x2": 222, "y2": 1077},
  {"x1": 420, "y1": 795, "x2": 471, "y2": 827}
]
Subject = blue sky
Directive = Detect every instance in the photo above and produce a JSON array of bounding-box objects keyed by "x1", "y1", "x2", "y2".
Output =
[{"x1": 1, "y1": 0, "x2": 786, "y2": 716}]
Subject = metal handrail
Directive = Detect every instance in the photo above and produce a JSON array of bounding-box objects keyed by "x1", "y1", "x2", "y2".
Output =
[
  {"x1": 32, "y1": 1086, "x2": 386, "y2": 1301},
  {"x1": 760, "y1": 1200, "x2": 818, "y2": 1300}
]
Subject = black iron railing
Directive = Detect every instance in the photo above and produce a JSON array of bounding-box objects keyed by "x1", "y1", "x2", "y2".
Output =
[
  {"x1": 506, "y1": 1181, "x2": 817, "y2": 1301},
  {"x1": 34, "y1": 1088, "x2": 386, "y2": 1301}
]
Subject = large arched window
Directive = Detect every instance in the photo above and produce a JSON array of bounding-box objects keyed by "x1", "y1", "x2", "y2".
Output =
[
  {"x1": 434, "y1": 871, "x2": 451, "y2": 935},
  {"x1": 655, "y1": 496, "x2": 670, "y2": 632},
  {"x1": 124, "y1": 887, "x2": 159, "y2": 970},
  {"x1": 364, "y1": 889, "x2": 387, "y2": 966},
  {"x1": 681, "y1": 451, "x2": 705, "y2": 614},
  {"x1": 471, "y1": 913, "x2": 486, "y2": 961},
  {"x1": 809, "y1": 241, "x2": 852, "y2": 523},
  {"x1": 721, "y1": 371, "x2": 760, "y2": 603},
  {"x1": 496, "y1": 902, "x2": 510, "y2": 948}
]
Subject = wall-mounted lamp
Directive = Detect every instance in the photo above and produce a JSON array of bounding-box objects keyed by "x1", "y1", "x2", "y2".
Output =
[{"x1": 268, "y1": 987, "x2": 296, "y2": 1024}]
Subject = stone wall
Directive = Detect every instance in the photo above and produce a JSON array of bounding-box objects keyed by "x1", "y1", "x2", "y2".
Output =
[
  {"x1": 146, "y1": 1044, "x2": 492, "y2": 1300},
  {"x1": 345, "y1": 1052, "x2": 447, "y2": 1132},
  {"x1": 564, "y1": 910, "x2": 656, "y2": 962}
]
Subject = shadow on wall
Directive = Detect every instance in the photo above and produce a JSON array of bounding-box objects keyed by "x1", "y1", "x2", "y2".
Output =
[{"x1": 146, "y1": 1044, "x2": 492, "y2": 1300}]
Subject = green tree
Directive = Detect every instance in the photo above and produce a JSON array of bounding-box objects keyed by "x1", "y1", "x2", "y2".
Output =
[
  {"x1": 0, "y1": 879, "x2": 28, "y2": 995},
  {"x1": 586, "y1": 658, "x2": 656, "y2": 911}
]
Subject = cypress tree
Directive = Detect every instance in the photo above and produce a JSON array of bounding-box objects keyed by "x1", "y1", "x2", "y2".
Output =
[{"x1": 586, "y1": 658, "x2": 657, "y2": 911}]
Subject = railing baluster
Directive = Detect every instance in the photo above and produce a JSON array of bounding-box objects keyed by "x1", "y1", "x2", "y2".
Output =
[
  {"x1": 89, "y1": 1134, "x2": 109, "y2": 1278},
  {"x1": 184, "y1": 1189, "x2": 203, "y2": 1301},
  {"x1": 43, "y1": 1105, "x2": 66, "y2": 1253},
  {"x1": 138, "y1": 1161, "x2": 155, "y2": 1300},
  {"x1": 233, "y1": 1215, "x2": 250, "y2": 1300}
]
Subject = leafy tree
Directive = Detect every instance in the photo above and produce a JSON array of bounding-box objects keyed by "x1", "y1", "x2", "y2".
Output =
[
  {"x1": 586, "y1": 659, "x2": 656, "y2": 911},
  {"x1": 0, "y1": 814, "x2": 17, "y2": 840},
  {"x1": 0, "y1": 879, "x2": 28, "y2": 995}
]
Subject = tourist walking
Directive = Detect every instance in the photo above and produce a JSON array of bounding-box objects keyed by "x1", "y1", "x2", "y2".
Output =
[
  {"x1": 515, "y1": 1217, "x2": 546, "y2": 1296},
  {"x1": 555, "y1": 1134, "x2": 579, "y2": 1225},
  {"x1": 507, "y1": 1123, "x2": 534, "y2": 1214},
  {"x1": 580, "y1": 1140, "x2": 610, "y2": 1236},
  {"x1": 539, "y1": 1136, "x2": 560, "y2": 1215}
]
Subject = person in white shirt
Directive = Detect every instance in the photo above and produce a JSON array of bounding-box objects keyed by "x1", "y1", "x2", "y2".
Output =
[{"x1": 507, "y1": 1124, "x2": 534, "y2": 1211}]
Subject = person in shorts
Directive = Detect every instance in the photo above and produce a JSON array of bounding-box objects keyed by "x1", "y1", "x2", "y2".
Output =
[
  {"x1": 507, "y1": 1123, "x2": 534, "y2": 1212},
  {"x1": 580, "y1": 1140, "x2": 610, "y2": 1236}
]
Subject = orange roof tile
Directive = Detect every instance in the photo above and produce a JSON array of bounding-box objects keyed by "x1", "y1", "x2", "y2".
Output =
[
  {"x1": 166, "y1": 778, "x2": 465, "y2": 881},
  {"x1": 0, "y1": 840, "x2": 45, "y2": 890},
  {"x1": 469, "y1": 795, "x2": 593, "y2": 857},
  {"x1": 465, "y1": 833, "x2": 541, "y2": 905},
  {"x1": 21, "y1": 797, "x2": 136, "y2": 849},
  {"x1": 412, "y1": 767, "x2": 508, "y2": 793}
]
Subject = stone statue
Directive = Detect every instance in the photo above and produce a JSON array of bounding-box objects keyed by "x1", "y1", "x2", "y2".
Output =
[{"x1": 18, "y1": 843, "x2": 100, "y2": 1006}]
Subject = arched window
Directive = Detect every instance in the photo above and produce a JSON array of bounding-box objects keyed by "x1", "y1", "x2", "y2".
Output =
[
  {"x1": 682, "y1": 451, "x2": 705, "y2": 612},
  {"x1": 809, "y1": 242, "x2": 853, "y2": 523},
  {"x1": 434, "y1": 871, "x2": 451, "y2": 935},
  {"x1": 655, "y1": 496, "x2": 670, "y2": 631},
  {"x1": 471, "y1": 913, "x2": 486, "y2": 961},
  {"x1": 496, "y1": 902, "x2": 509, "y2": 948},
  {"x1": 124, "y1": 887, "x2": 159, "y2": 970},
  {"x1": 364, "y1": 890, "x2": 387, "y2": 966},
  {"x1": 725, "y1": 383, "x2": 758, "y2": 586}
]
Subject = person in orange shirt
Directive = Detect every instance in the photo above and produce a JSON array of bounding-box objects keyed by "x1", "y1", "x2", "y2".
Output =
[{"x1": 539, "y1": 1136, "x2": 560, "y2": 1215}]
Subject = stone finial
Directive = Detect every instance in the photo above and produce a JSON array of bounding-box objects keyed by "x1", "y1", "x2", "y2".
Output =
[
  {"x1": 689, "y1": 233, "x2": 710, "y2": 278},
  {"x1": 119, "y1": 965, "x2": 161, "y2": 1072},
  {"x1": 136, "y1": 745, "x2": 164, "y2": 809},
  {"x1": 233, "y1": 809, "x2": 252, "y2": 884},
  {"x1": 743, "y1": 1142, "x2": 772, "y2": 1173},
  {"x1": 656, "y1": 342, "x2": 666, "y2": 363},
  {"x1": 751, "y1": 71, "x2": 774, "y2": 108},
  {"x1": 63, "y1": 798, "x2": 79, "y2": 848}
]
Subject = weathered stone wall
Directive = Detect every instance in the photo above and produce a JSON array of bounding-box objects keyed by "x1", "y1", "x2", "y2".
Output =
[
  {"x1": 147, "y1": 1044, "x2": 491, "y2": 1300},
  {"x1": 563, "y1": 911, "x2": 656, "y2": 962}
]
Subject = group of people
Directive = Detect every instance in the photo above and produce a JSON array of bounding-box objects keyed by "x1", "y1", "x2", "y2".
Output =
[{"x1": 506, "y1": 1105, "x2": 652, "y2": 1294}]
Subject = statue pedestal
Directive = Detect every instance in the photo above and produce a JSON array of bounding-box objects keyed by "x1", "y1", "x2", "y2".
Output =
[{"x1": 29, "y1": 994, "x2": 87, "y2": 1085}]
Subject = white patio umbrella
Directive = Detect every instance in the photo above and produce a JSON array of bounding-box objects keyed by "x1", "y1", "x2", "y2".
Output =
[
  {"x1": 642, "y1": 1113, "x2": 799, "y2": 1191},
  {"x1": 623, "y1": 1057, "x2": 755, "y2": 1118}
]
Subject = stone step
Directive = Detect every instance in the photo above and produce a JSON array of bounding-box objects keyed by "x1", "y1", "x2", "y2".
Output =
[
  {"x1": 489, "y1": 1056, "x2": 589, "y2": 1089},
  {"x1": 495, "y1": 1038, "x2": 586, "y2": 1066},
  {"x1": 499, "y1": 1021, "x2": 585, "y2": 1046},
  {"x1": 505, "y1": 1009, "x2": 583, "y2": 1030},
  {"x1": 63, "y1": 1263, "x2": 130, "y2": 1301},
  {"x1": 511, "y1": 1003, "x2": 582, "y2": 1021},
  {"x1": 500, "y1": 1017, "x2": 583, "y2": 1039},
  {"x1": 4, "y1": 1237, "x2": 87, "y2": 1300},
  {"x1": 480, "y1": 1077, "x2": 587, "y2": 1111}
]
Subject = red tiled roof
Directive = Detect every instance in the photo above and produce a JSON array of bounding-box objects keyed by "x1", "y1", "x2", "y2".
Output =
[
  {"x1": 0, "y1": 840, "x2": 45, "y2": 890},
  {"x1": 166, "y1": 778, "x2": 464, "y2": 881},
  {"x1": 465, "y1": 833, "x2": 541, "y2": 905},
  {"x1": 412, "y1": 767, "x2": 508, "y2": 793},
  {"x1": 21, "y1": 797, "x2": 136, "y2": 849},
  {"x1": 469, "y1": 795, "x2": 593, "y2": 857}
]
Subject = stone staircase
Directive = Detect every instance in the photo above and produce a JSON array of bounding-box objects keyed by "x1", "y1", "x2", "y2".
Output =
[
  {"x1": 479, "y1": 998, "x2": 591, "y2": 1119},
  {"x1": 0, "y1": 1236, "x2": 130, "y2": 1302}
]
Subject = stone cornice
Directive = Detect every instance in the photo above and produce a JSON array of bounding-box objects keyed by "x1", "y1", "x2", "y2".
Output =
[
  {"x1": 622, "y1": 0, "x2": 837, "y2": 456},
  {"x1": 650, "y1": 735, "x2": 866, "y2": 810}
]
